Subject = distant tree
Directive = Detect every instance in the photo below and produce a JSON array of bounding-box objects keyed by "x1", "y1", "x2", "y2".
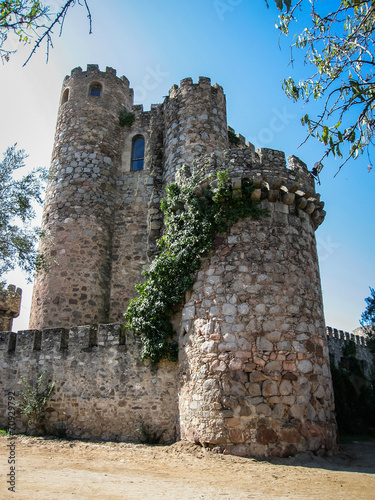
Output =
[
  {"x1": 360, "y1": 287, "x2": 375, "y2": 352},
  {"x1": 0, "y1": 145, "x2": 46, "y2": 286},
  {"x1": 268, "y1": 0, "x2": 375, "y2": 175},
  {"x1": 0, "y1": 0, "x2": 92, "y2": 65}
]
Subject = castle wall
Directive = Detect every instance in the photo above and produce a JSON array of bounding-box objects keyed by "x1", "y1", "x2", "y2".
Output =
[
  {"x1": 178, "y1": 168, "x2": 336, "y2": 457},
  {"x1": 0, "y1": 325, "x2": 178, "y2": 442},
  {"x1": 108, "y1": 104, "x2": 165, "y2": 322},
  {"x1": 326, "y1": 326, "x2": 374, "y2": 377}
]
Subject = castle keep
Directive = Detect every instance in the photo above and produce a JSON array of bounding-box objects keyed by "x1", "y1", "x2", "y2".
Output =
[{"x1": 0, "y1": 65, "x2": 339, "y2": 457}]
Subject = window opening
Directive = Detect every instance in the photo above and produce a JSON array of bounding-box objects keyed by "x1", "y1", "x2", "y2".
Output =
[
  {"x1": 132, "y1": 136, "x2": 145, "y2": 171},
  {"x1": 62, "y1": 88, "x2": 69, "y2": 104},
  {"x1": 89, "y1": 82, "x2": 102, "y2": 97}
]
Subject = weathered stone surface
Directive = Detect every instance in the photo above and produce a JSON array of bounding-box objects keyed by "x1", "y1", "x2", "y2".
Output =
[
  {"x1": 298, "y1": 359, "x2": 313, "y2": 373},
  {"x1": 257, "y1": 337, "x2": 273, "y2": 352},
  {"x1": 256, "y1": 426, "x2": 278, "y2": 445},
  {"x1": 264, "y1": 360, "x2": 282, "y2": 372},
  {"x1": 280, "y1": 426, "x2": 301, "y2": 444},
  {"x1": 262, "y1": 380, "x2": 278, "y2": 397},
  {"x1": 279, "y1": 380, "x2": 293, "y2": 396},
  {"x1": 178, "y1": 195, "x2": 337, "y2": 456},
  {"x1": 248, "y1": 383, "x2": 262, "y2": 397},
  {"x1": 0, "y1": 326, "x2": 178, "y2": 442},
  {"x1": 0, "y1": 285, "x2": 22, "y2": 332}
]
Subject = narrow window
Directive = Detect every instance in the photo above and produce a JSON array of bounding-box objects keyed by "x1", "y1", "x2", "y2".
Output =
[
  {"x1": 89, "y1": 82, "x2": 102, "y2": 97},
  {"x1": 132, "y1": 136, "x2": 145, "y2": 171},
  {"x1": 61, "y1": 88, "x2": 69, "y2": 104}
]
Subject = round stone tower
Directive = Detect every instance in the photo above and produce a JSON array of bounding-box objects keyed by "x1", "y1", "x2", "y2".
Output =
[
  {"x1": 178, "y1": 153, "x2": 337, "y2": 457},
  {"x1": 29, "y1": 65, "x2": 134, "y2": 329},
  {"x1": 162, "y1": 77, "x2": 228, "y2": 185}
]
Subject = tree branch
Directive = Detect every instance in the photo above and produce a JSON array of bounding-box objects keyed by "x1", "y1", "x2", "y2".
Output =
[{"x1": 23, "y1": 0, "x2": 92, "y2": 66}]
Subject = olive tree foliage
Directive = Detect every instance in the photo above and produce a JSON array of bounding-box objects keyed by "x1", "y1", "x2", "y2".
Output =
[
  {"x1": 361, "y1": 287, "x2": 375, "y2": 351},
  {"x1": 267, "y1": 0, "x2": 375, "y2": 174},
  {"x1": 0, "y1": 0, "x2": 91, "y2": 65},
  {"x1": 0, "y1": 145, "x2": 47, "y2": 287}
]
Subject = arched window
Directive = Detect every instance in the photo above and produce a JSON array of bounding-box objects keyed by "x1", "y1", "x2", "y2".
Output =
[
  {"x1": 132, "y1": 136, "x2": 145, "y2": 171},
  {"x1": 89, "y1": 82, "x2": 102, "y2": 97},
  {"x1": 61, "y1": 88, "x2": 69, "y2": 104}
]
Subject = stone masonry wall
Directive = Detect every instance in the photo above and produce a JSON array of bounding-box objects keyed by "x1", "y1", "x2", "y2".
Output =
[
  {"x1": 326, "y1": 326, "x2": 374, "y2": 377},
  {"x1": 108, "y1": 104, "x2": 165, "y2": 322},
  {"x1": 30, "y1": 66, "x2": 133, "y2": 329},
  {"x1": 0, "y1": 325, "x2": 178, "y2": 442},
  {"x1": 178, "y1": 172, "x2": 336, "y2": 457},
  {"x1": 163, "y1": 77, "x2": 228, "y2": 186},
  {"x1": 0, "y1": 285, "x2": 22, "y2": 332}
]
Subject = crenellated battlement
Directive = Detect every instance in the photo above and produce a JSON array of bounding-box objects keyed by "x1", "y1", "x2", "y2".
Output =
[
  {"x1": 1, "y1": 323, "x2": 127, "y2": 355},
  {"x1": 0, "y1": 323, "x2": 178, "y2": 442},
  {"x1": 60, "y1": 64, "x2": 134, "y2": 115},
  {"x1": 4, "y1": 323, "x2": 369, "y2": 359},
  {"x1": 227, "y1": 125, "x2": 255, "y2": 150},
  {"x1": 67, "y1": 64, "x2": 131, "y2": 88},
  {"x1": 326, "y1": 326, "x2": 373, "y2": 377},
  {"x1": 168, "y1": 76, "x2": 225, "y2": 99},
  {"x1": 326, "y1": 326, "x2": 369, "y2": 347},
  {"x1": 175, "y1": 168, "x2": 325, "y2": 229}
]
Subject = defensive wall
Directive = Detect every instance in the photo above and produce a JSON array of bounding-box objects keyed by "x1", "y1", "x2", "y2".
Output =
[
  {"x1": 0, "y1": 324, "x2": 178, "y2": 441},
  {"x1": 326, "y1": 326, "x2": 373, "y2": 377},
  {"x1": 0, "y1": 322, "x2": 371, "y2": 447}
]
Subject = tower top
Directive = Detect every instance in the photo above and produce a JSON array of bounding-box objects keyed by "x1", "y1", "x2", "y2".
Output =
[
  {"x1": 167, "y1": 76, "x2": 224, "y2": 100},
  {"x1": 0, "y1": 285, "x2": 22, "y2": 332},
  {"x1": 66, "y1": 64, "x2": 130, "y2": 87}
]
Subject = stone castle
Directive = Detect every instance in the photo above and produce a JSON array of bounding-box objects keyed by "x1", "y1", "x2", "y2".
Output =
[{"x1": 0, "y1": 64, "x2": 343, "y2": 457}]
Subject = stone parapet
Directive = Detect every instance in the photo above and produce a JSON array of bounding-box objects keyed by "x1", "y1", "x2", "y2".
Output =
[
  {"x1": 326, "y1": 326, "x2": 374, "y2": 377},
  {"x1": 326, "y1": 326, "x2": 369, "y2": 346},
  {"x1": 0, "y1": 285, "x2": 22, "y2": 332},
  {"x1": 176, "y1": 164, "x2": 325, "y2": 230},
  {"x1": 0, "y1": 324, "x2": 178, "y2": 442}
]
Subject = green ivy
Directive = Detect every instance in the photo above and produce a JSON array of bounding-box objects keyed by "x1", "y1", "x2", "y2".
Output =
[
  {"x1": 124, "y1": 169, "x2": 267, "y2": 363},
  {"x1": 119, "y1": 110, "x2": 135, "y2": 128},
  {"x1": 330, "y1": 341, "x2": 375, "y2": 437},
  {"x1": 228, "y1": 130, "x2": 241, "y2": 145}
]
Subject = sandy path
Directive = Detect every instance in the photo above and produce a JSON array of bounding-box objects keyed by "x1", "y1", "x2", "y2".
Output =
[{"x1": 1, "y1": 436, "x2": 374, "y2": 499}]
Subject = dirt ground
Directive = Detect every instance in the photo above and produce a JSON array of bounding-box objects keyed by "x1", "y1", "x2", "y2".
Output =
[{"x1": 1, "y1": 435, "x2": 374, "y2": 499}]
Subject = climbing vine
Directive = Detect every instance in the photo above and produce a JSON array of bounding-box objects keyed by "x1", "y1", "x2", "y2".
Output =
[
  {"x1": 124, "y1": 169, "x2": 266, "y2": 363},
  {"x1": 228, "y1": 130, "x2": 241, "y2": 145},
  {"x1": 119, "y1": 110, "x2": 135, "y2": 128}
]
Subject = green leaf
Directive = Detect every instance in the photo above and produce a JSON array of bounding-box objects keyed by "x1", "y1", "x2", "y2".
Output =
[{"x1": 275, "y1": 0, "x2": 283, "y2": 10}]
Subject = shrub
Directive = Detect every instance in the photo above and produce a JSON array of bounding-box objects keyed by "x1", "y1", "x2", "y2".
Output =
[{"x1": 18, "y1": 373, "x2": 55, "y2": 432}]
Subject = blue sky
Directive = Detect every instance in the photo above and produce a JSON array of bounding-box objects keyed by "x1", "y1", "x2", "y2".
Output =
[{"x1": 1, "y1": 0, "x2": 374, "y2": 331}]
